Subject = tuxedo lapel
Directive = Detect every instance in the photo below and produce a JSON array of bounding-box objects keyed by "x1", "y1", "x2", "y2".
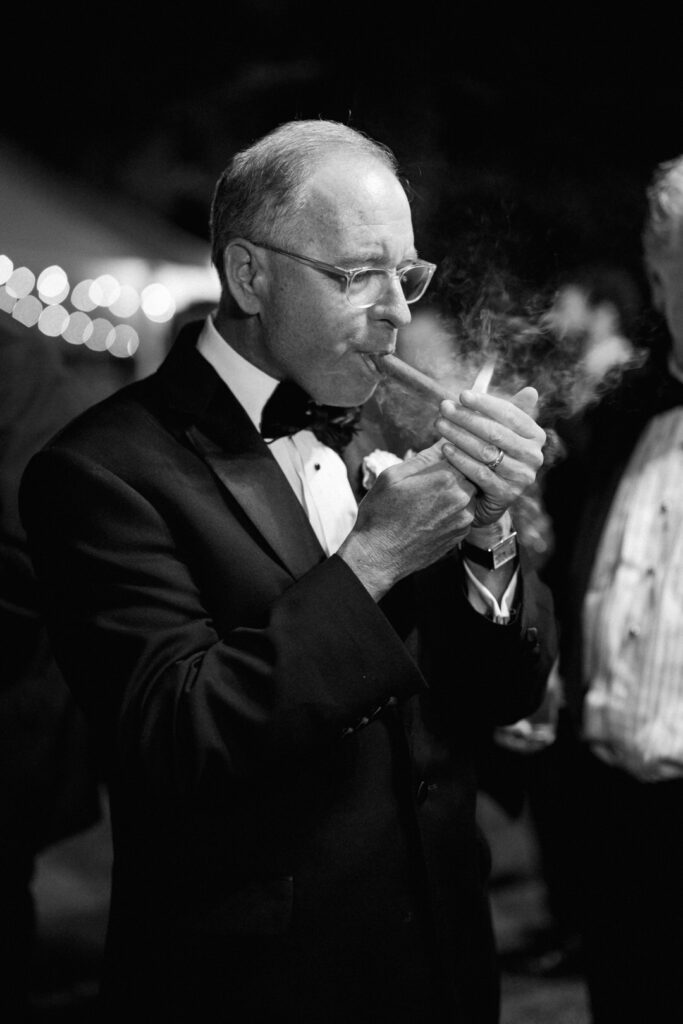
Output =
[
  {"x1": 342, "y1": 397, "x2": 400, "y2": 503},
  {"x1": 185, "y1": 423, "x2": 325, "y2": 579},
  {"x1": 158, "y1": 321, "x2": 325, "y2": 579}
]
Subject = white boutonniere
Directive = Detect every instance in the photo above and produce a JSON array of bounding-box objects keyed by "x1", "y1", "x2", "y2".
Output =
[{"x1": 361, "y1": 448, "x2": 414, "y2": 490}]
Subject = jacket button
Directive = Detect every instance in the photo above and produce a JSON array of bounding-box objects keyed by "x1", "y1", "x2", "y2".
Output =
[{"x1": 525, "y1": 627, "x2": 538, "y2": 645}]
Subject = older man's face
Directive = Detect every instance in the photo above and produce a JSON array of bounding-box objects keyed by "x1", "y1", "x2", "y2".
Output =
[{"x1": 256, "y1": 153, "x2": 418, "y2": 407}]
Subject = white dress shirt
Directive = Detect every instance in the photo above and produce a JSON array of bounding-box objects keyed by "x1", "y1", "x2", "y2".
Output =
[
  {"x1": 196, "y1": 315, "x2": 515, "y2": 620},
  {"x1": 197, "y1": 316, "x2": 357, "y2": 555},
  {"x1": 582, "y1": 355, "x2": 683, "y2": 781}
]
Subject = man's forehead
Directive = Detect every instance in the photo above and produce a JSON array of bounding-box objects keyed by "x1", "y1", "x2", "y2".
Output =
[{"x1": 296, "y1": 154, "x2": 414, "y2": 254}]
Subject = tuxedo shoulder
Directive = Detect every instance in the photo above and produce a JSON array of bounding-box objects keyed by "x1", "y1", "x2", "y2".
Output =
[{"x1": 39, "y1": 376, "x2": 164, "y2": 459}]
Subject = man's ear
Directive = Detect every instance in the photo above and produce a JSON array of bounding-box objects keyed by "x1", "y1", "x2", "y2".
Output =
[{"x1": 222, "y1": 240, "x2": 266, "y2": 315}]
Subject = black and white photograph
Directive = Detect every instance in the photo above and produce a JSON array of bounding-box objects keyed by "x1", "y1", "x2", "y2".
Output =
[{"x1": 2, "y1": 10, "x2": 681, "y2": 1022}]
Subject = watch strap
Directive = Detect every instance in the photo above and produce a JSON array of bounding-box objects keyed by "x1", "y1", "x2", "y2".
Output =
[{"x1": 461, "y1": 531, "x2": 518, "y2": 570}]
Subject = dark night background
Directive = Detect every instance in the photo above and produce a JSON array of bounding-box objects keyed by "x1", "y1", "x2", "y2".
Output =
[
  {"x1": 3, "y1": 10, "x2": 681, "y2": 1021},
  {"x1": 3, "y1": 8, "x2": 682, "y2": 303}
]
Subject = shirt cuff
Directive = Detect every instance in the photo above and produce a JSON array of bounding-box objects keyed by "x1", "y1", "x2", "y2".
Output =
[{"x1": 463, "y1": 559, "x2": 520, "y2": 623}]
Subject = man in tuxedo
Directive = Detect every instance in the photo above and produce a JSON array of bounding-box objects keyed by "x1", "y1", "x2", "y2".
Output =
[
  {"x1": 541, "y1": 155, "x2": 683, "y2": 1023},
  {"x1": 20, "y1": 119, "x2": 555, "y2": 1022}
]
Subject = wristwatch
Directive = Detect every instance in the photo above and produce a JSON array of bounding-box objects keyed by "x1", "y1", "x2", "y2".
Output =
[{"x1": 461, "y1": 531, "x2": 518, "y2": 570}]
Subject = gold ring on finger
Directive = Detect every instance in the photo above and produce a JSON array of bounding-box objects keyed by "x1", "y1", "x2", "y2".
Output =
[{"x1": 485, "y1": 447, "x2": 505, "y2": 472}]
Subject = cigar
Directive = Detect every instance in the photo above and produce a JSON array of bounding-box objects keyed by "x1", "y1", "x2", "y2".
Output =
[
  {"x1": 371, "y1": 353, "x2": 455, "y2": 403},
  {"x1": 372, "y1": 353, "x2": 497, "y2": 403}
]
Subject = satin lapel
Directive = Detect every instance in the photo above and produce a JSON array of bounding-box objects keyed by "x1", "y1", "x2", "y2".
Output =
[
  {"x1": 186, "y1": 424, "x2": 325, "y2": 580},
  {"x1": 342, "y1": 398, "x2": 399, "y2": 503},
  {"x1": 157, "y1": 320, "x2": 324, "y2": 580}
]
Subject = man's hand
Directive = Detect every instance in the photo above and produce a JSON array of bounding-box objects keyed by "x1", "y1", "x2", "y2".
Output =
[
  {"x1": 435, "y1": 386, "x2": 546, "y2": 528},
  {"x1": 338, "y1": 440, "x2": 476, "y2": 600}
]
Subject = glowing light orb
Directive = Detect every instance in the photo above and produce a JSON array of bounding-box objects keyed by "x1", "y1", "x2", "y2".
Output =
[
  {"x1": 6, "y1": 267, "x2": 36, "y2": 299},
  {"x1": 0, "y1": 255, "x2": 13, "y2": 285},
  {"x1": 86, "y1": 317, "x2": 116, "y2": 351},
  {"x1": 38, "y1": 304, "x2": 70, "y2": 337},
  {"x1": 109, "y1": 285, "x2": 140, "y2": 319},
  {"x1": 62, "y1": 312, "x2": 94, "y2": 345},
  {"x1": 71, "y1": 280, "x2": 98, "y2": 312},
  {"x1": 107, "y1": 324, "x2": 139, "y2": 358},
  {"x1": 12, "y1": 295, "x2": 43, "y2": 327},
  {"x1": 0, "y1": 286, "x2": 17, "y2": 313},
  {"x1": 37, "y1": 265, "x2": 69, "y2": 304},
  {"x1": 141, "y1": 283, "x2": 175, "y2": 323},
  {"x1": 89, "y1": 275, "x2": 121, "y2": 308}
]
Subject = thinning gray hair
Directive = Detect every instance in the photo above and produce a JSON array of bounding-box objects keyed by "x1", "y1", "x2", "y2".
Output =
[
  {"x1": 643, "y1": 154, "x2": 683, "y2": 264},
  {"x1": 209, "y1": 119, "x2": 401, "y2": 288}
]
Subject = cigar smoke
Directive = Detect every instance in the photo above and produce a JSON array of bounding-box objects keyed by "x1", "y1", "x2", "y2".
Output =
[
  {"x1": 373, "y1": 264, "x2": 647, "y2": 458},
  {"x1": 371, "y1": 262, "x2": 648, "y2": 566}
]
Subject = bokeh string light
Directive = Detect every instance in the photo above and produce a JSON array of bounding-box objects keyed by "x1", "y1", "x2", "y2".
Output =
[
  {"x1": 37, "y1": 265, "x2": 70, "y2": 304},
  {"x1": 0, "y1": 253, "x2": 180, "y2": 358}
]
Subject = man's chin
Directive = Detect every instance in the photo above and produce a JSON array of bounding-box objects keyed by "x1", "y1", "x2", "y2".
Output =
[
  {"x1": 330, "y1": 381, "x2": 377, "y2": 407},
  {"x1": 311, "y1": 376, "x2": 378, "y2": 408}
]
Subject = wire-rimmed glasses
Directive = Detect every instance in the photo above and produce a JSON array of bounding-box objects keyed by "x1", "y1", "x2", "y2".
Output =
[{"x1": 248, "y1": 240, "x2": 437, "y2": 309}]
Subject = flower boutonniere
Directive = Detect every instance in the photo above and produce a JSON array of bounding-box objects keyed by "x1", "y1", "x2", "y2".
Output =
[{"x1": 361, "y1": 448, "x2": 413, "y2": 491}]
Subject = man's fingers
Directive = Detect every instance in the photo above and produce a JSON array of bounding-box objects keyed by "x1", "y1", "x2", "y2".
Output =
[
  {"x1": 380, "y1": 440, "x2": 475, "y2": 496},
  {"x1": 437, "y1": 410, "x2": 545, "y2": 471},
  {"x1": 442, "y1": 443, "x2": 532, "y2": 495},
  {"x1": 510, "y1": 386, "x2": 540, "y2": 418},
  {"x1": 454, "y1": 390, "x2": 544, "y2": 441}
]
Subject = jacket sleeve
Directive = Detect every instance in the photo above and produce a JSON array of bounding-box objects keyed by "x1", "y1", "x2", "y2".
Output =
[
  {"x1": 19, "y1": 447, "x2": 425, "y2": 794},
  {"x1": 20, "y1": 443, "x2": 556, "y2": 802},
  {"x1": 411, "y1": 547, "x2": 557, "y2": 729}
]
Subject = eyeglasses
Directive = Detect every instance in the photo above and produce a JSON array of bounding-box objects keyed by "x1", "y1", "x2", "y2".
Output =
[{"x1": 249, "y1": 240, "x2": 437, "y2": 309}]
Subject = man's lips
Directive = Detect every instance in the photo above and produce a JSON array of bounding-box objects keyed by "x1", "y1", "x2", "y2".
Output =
[{"x1": 360, "y1": 352, "x2": 392, "y2": 375}]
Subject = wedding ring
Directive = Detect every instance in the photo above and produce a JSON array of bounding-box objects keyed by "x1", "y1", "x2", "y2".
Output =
[{"x1": 485, "y1": 447, "x2": 505, "y2": 472}]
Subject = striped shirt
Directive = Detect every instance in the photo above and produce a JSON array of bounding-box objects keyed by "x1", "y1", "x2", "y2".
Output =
[{"x1": 582, "y1": 392, "x2": 683, "y2": 781}]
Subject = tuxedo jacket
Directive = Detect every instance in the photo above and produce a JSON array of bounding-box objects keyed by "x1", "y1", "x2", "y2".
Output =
[
  {"x1": 542, "y1": 352, "x2": 683, "y2": 724},
  {"x1": 20, "y1": 321, "x2": 556, "y2": 1022}
]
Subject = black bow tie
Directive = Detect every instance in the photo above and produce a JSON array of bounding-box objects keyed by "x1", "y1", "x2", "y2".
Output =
[{"x1": 260, "y1": 380, "x2": 361, "y2": 456}]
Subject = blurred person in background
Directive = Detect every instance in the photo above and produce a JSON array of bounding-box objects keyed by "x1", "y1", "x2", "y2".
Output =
[
  {"x1": 19, "y1": 119, "x2": 556, "y2": 1023},
  {"x1": 540, "y1": 155, "x2": 683, "y2": 1022},
  {"x1": 547, "y1": 262, "x2": 643, "y2": 417},
  {"x1": 491, "y1": 261, "x2": 646, "y2": 981},
  {"x1": 0, "y1": 322, "x2": 102, "y2": 1021}
]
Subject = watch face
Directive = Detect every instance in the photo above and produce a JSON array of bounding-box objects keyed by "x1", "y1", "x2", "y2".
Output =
[
  {"x1": 462, "y1": 531, "x2": 518, "y2": 570},
  {"x1": 491, "y1": 534, "x2": 518, "y2": 569}
]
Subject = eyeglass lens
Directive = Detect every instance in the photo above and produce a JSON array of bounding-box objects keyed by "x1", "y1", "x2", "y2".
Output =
[{"x1": 347, "y1": 265, "x2": 432, "y2": 307}]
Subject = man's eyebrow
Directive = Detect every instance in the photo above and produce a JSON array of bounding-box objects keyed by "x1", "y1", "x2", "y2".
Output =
[{"x1": 340, "y1": 249, "x2": 420, "y2": 267}]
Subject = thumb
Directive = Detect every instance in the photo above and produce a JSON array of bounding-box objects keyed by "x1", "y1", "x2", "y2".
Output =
[
  {"x1": 410, "y1": 438, "x2": 448, "y2": 468},
  {"x1": 408, "y1": 439, "x2": 471, "y2": 489},
  {"x1": 511, "y1": 385, "x2": 539, "y2": 419}
]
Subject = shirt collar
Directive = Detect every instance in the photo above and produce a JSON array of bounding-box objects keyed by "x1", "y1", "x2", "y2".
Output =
[{"x1": 196, "y1": 314, "x2": 278, "y2": 430}]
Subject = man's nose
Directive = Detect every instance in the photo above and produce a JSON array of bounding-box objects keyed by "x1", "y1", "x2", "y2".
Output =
[{"x1": 372, "y1": 276, "x2": 412, "y2": 329}]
